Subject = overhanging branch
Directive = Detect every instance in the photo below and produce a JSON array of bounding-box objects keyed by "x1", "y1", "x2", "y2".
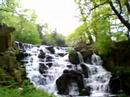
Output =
[
  {"x1": 90, "y1": 1, "x2": 108, "y2": 11},
  {"x1": 109, "y1": 1, "x2": 130, "y2": 31}
]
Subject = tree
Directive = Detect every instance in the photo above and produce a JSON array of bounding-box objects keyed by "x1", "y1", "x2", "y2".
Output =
[
  {"x1": 0, "y1": 0, "x2": 42, "y2": 44},
  {"x1": 38, "y1": 24, "x2": 66, "y2": 46},
  {"x1": 72, "y1": 0, "x2": 130, "y2": 54},
  {"x1": 74, "y1": 0, "x2": 130, "y2": 38}
]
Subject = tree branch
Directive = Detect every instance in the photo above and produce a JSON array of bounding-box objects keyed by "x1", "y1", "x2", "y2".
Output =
[
  {"x1": 109, "y1": 1, "x2": 130, "y2": 32},
  {"x1": 126, "y1": 1, "x2": 130, "y2": 14},
  {"x1": 90, "y1": 1, "x2": 108, "y2": 11},
  {"x1": 117, "y1": 0, "x2": 122, "y2": 14}
]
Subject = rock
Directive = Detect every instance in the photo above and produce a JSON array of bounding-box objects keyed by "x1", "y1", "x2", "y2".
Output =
[
  {"x1": 56, "y1": 74, "x2": 69, "y2": 95},
  {"x1": 14, "y1": 69, "x2": 22, "y2": 83},
  {"x1": 38, "y1": 49, "x2": 45, "y2": 59},
  {"x1": 46, "y1": 63, "x2": 53, "y2": 68},
  {"x1": 46, "y1": 46, "x2": 55, "y2": 54},
  {"x1": 109, "y1": 75, "x2": 121, "y2": 94},
  {"x1": 0, "y1": 47, "x2": 25, "y2": 85},
  {"x1": 58, "y1": 53, "x2": 65, "y2": 57},
  {"x1": 56, "y1": 70, "x2": 88, "y2": 95},
  {"x1": 79, "y1": 87, "x2": 91, "y2": 96},
  {"x1": 68, "y1": 49, "x2": 80, "y2": 64},
  {"x1": 39, "y1": 63, "x2": 48, "y2": 74},
  {"x1": 16, "y1": 51, "x2": 29, "y2": 61},
  {"x1": 121, "y1": 74, "x2": 130, "y2": 95},
  {"x1": 18, "y1": 42, "x2": 23, "y2": 49},
  {"x1": 109, "y1": 74, "x2": 130, "y2": 95},
  {"x1": 46, "y1": 55, "x2": 53, "y2": 62},
  {"x1": 67, "y1": 65, "x2": 72, "y2": 68},
  {"x1": 74, "y1": 43, "x2": 94, "y2": 62},
  {"x1": 80, "y1": 64, "x2": 89, "y2": 78}
]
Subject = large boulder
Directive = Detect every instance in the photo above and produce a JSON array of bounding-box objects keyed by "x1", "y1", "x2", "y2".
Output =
[
  {"x1": 68, "y1": 49, "x2": 80, "y2": 64},
  {"x1": 56, "y1": 70, "x2": 90, "y2": 96}
]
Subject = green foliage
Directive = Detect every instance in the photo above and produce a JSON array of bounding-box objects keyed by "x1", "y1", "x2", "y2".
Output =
[
  {"x1": 94, "y1": 34, "x2": 112, "y2": 55},
  {"x1": 67, "y1": 47, "x2": 80, "y2": 64},
  {"x1": 67, "y1": 47, "x2": 75, "y2": 54},
  {"x1": 38, "y1": 24, "x2": 66, "y2": 46},
  {"x1": 112, "y1": 32, "x2": 128, "y2": 42},
  {"x1": 0, "y1": 80, "x2": 55, "y2": 97},
  {"x1": 0, "y1": 0, "x2": 42, "y2": 44},
  {"x1": 73, "y1": 0, "x2": 129, "y2": 55},
  {"x1": 66, "y1": 22, "x2": 91, "y2": 46},
  {"x1": 92, "y1": 7, "x2": 112, "y2": 54},
  {"x1": 13, "y1": 15, "x2": 42, "y2": 44},
  {"x1": 43, "y1": 32, "x2": 66, "y2": 46}
]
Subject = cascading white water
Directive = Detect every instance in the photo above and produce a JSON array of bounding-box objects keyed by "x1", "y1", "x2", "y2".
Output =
[
  {"x1": 77, "y1": 52, "x2": 112, "y2": 97},
  {"x1": 84, "y1": 53, "x2": 112, "y2": 97},
  {"x1": 17, "y1": 42, "x2": 112, "y2": 97}
]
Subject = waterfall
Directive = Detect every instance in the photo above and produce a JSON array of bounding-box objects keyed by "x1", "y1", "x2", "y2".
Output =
[
  {"x1": 78, "y1": 52, "x2": 112, "y2": 96},
  {"x1": 16, "y1": 42, "x2": 112, "y2": 97},
  {"x1": 84, "y1": 53, "x2": 112, "y2": 96}
]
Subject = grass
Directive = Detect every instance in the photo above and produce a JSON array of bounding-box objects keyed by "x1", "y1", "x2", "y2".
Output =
[
  {"x1": 0, "y1": 80, "x2": 56, "y2": 97},
  {"x1": 0, "y1": 86, "x2": 55, "y2": 97}
]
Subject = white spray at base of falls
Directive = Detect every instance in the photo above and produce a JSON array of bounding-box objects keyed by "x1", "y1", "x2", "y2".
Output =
[{"x1": 17, "y1": 42, "x2": 112, "y2": 97}]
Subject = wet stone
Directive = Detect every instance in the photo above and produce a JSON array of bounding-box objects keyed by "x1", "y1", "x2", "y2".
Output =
[
  {"x1": 46, "y1": 55, "x2": 53, "y2": 62},
  {"x1": 80, "y1": 64, "x2": 89, "y2": 78},
  {"x1": 68, "y1": 50, "x2": 80, "y2": 65},
  {"x1": 39, "y1": 63, "x2": 48, "y2": 74},
  {"x1": 46, "y1": 63, "x2": 53, "y2": 68},
  {"x1": 67, "y1": 65, "x2": 72, "y2": 69},
  {"x1": 38, "y1": 49, "x2": 45, "y2": 59},
  {"x1": 58, "y1": 53, "x2": 65, "y2": 57},
  {"x1": 46, "y1": 46, "x2": 55, "y2": 54}
]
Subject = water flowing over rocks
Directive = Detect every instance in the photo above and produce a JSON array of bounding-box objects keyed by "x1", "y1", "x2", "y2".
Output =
[{"x1": 16, "y1": 42, "x2": 112, "y2": 97}]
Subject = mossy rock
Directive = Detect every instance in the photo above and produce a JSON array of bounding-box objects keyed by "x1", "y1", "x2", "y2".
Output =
[
  {"x1": 13, "y1": 69, "x2": 22, "y2": 83},
  {"x1": 0, "y1": 47, "x2": 25, "y2": 86},
  {"x1": 68, "y1": 49, "x2": 80, "y2": 64}
]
